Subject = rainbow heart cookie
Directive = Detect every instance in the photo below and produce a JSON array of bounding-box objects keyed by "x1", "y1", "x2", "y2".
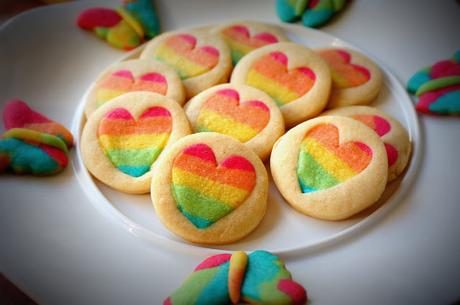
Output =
[
  {"x1": 151, "y1": 132, "x2": 268, "y2": 244},
  {"x1": 297, "y1": 124, "x2": 372, "y2": 193},
  {"x1": 85, "y1": 59, "x2": 185, "y2": 118},
  {"x1": 323, "y1": 106, "x2": 412, "y2": 182},
  {"x1": 98, "y1": 106, "x2": 172, "y2": 177},
  {"x1": 171, "y1": 143, "x2": 256, "y2": 228},
  {"x1": 81, "y1": 92, "x2": 191, "y2": 194},
  {"x1": 232, "y1": 42, "x2": 331, "y2": 127},
  {"x1": 185, "y1": 84, "x2": 285, "y2": 160},
  {"x1": 316, "y1": 48, "x2": 382, "y2": 109},
  {"x1": 214, "y1": 21, "x2": 289, "y2": 65},
  {"x1": 0, "y1": 100, "x2": 73, "y2": 176},
  {"x1": 271, "y1": 116, "x2": 387, "y2": 220},
  {"x1": 141, "y1": 30, "x2": 232, "y2": 98},
  {"x1": 164, "y1": 250, "x2": 307, "y2": 305}
]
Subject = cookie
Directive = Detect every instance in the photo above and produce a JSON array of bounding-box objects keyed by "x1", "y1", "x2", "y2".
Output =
[
  {"x1": 184, "y1": 84, "x2": 285, "y2": 161},
  {"x1": 270, "y1": 116, "x2": 387, "y2": 220},
  {"x1": 164, "y1": 250, "x2": 307, "y2": 305},
  {"x1": 81, "y1": 92, "x2": 191, "y2": 194},
  {"x1": 323, "y1": 106, "x2": 411, "y2": 181},
  {"x1": 0, "y1": 100, "x2": 73, "y2": 175},
  {"x1": 151, "y1": 132, "x2": 268, "y2": 244},
  {"x1": 316, "y1": 47, "x2": 383, "y2": 108},
  {"x1": 84, "y1": 59, "x2": 185, "y2": 118},
  {"x1": 231, "y1": 42, "x2": 331, "y2": 127},
  {"x1": 212, "y1": 21, "x2": 289, "y2": 65},
  {"x1": 140, "y1": 30, "x2": 232, "y2": 98}
]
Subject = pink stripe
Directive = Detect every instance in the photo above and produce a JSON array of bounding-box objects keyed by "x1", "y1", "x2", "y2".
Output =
[
  {"x1": 231, "y1": 25, "x2": 250, "y2": 37},
  {"x1": 245, "y1": 100, "x2": 270, "y2": 112},
  {"x1": 183, "y1": 143, "x2": 217, "y2": 163},
  {"x1": 3, "y1": 100, "x2": 50, "y2": 130},
  {"x1": 104, "y1": 108, "x2": 133, "y2": 120},
  {"x1": 254, "y1": 32, "x2": 278, "y2": 44},
  {"x1": 270, "y1": 51, "x2": 288, "y2": 66},
  {"x1": 336, "y1": 49, "x2": 351, "y2": 63},
  {"x1": 194, "y1": 254, "x2": 231, "y2": 271},
  {"x1": 297, "y1": 67, "x2": 317, "y2": 81},
  {"x1": 217, "y1": 88, "x2": 239, "y2": 101},
  {"x1": 112, "y1": 70, "x2": 134, "y2": 79},
  {"x1": 354, "y1": 142, "x2": 373, "y2": 157},
  {"x1": 140, "y1": 107, "x2": 171, "y2": 118},
  {"x1": 221, "y1": 156, "x2": 255, "y2": 172},
  {"x1": 384, "y1": 143, "x2": 398, "y2": 167},
  {"x1": 40, "y1": 145, "x2": 68, "y2": 168},
  {"x1": 373, "y1": 115, "x2": 391, "y2": 137},
  {"x1": 178, "y1": 33, "x2": 196, "y2": 46},
  {"x1": 277, "y1": 279, "x2": 308, "y2": 305},
  {"x1": 201, "y1": 46, "x2": 220, "y2": 57},
  {"x1": 139, "y1": 72, "x2": 167, "y2": 83}
]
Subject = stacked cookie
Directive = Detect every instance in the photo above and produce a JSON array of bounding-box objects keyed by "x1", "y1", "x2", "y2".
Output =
[{"x1": 80, "y1": 21, "x2": 411, "y2": 244}]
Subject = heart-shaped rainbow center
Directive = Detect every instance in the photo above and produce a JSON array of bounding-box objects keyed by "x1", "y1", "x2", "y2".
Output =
[
  {"x1": 246, "y1": 51, "x2": 316, "y2": 106},
  {"x1": 352, "y1": 114, "x2": 398, "y2": 166},
  {"x1": 221, "y1": 25, "x2": 279, "y2": 64},
  {"x1": 196, "y1": 89, "x2": 270, "y2": 142},
  {"x1": 171, "y1": 143, "x2": 256, "y2": 229},
  {"x1": 95, "y1": 70, "x2": 168, "y2": 107},
  {"x1": 319, "y1": 49, "x2": 370, "y2": 89},
  {"x1": 98, "y1": 107, "x2": 172, "y2": 177},
  {"x1": 153, "y1": 34, "x2": 220, "y2": 79},
  {"x1": 297, "y1": 124, "x2": 372, "y2": 193}
]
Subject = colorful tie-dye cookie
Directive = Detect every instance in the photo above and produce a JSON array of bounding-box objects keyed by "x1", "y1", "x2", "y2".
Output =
[
  {"x1": 302, "y1": 0, "x2": 347, "y2": 28},
  {"x1": 123, "y1": 0, "x2": 161, "y2": 39},
  {"x1": 140, "y1": 30, "x2": 232, "y2": 98},
  {"x1": 316, "y1": 48, "x2": 383, "y2": 108},
  {"x1": 84, "y1": 58, "x2": 185, "y2": 118},
  {"x1": 0, "y1": 100, "x2": 73, "y2": 175},
  {"x1": 81, "y1": 92, "x2": 191, "y2": 194},
  {"x1": 184, "y1": 84, "x2": 285, "y2": 160},
  {"x1": 323, "y1": 106, "x2": 411, "y2": 182},
  {"x1": 212, "y1": 21, "x2": 289, "y2": 65},
  {"x1": 271, "y1": 115, "x2": 387, "y2": 220},
  {"x1": 151, "y1": 132, "x2": 268, "y2": 244},
  {"x1": 407, "y1": 50, "x2": 460, "y2": 115},
  {"x1": 231, "y1": 42, "x2": 331, "y2": 127},
  {"x1": 164, "y1": 250, "x2": 307, "y2": 305}
]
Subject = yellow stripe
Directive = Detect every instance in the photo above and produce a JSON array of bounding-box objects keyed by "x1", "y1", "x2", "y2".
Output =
[
  {"x1": 197, "y1": 109, "x2": 257, "y2": 142},
  {"x1": 98, "y1": 134, "x2": 169, "y2": 150},
  {"x1": 96, "y1": 88, "x2": 126, "y2": 106},
  {"x1": 303, "y1": 138, "x2": 356, "y2": 182},
  {"x1": 172, "y1": 168, "x2": 249, "y2": 208},
  {"x1": 246, "y1": 70, "x2": 300, "y2": 105},
  {"x1": 154, "y1": 45, "x2": 206, "y2": 78},
  {"x1": 225, "y1": 39, "x2": 254, "y2": 54}
]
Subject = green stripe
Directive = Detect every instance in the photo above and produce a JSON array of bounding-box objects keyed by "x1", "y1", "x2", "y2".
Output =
[
  {"x1": 106, "y1": 147, "x2": 161, "y2": 167},
  {"x1": 172, "y1": 184, "x2": 233, "y2": 224},
  {"x1": 416, "y1": 76, "x2": 460, "y2": 96},
  {"x1": 297, "y1": 149, "x2": 338, "y2": 192}
]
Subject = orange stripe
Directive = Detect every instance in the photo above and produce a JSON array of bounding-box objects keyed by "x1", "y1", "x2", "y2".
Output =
[
  {"x1": 97, "y1": 75, "x2": 133, "y2": 91},
  {"x1": 202, "y1": 95, "x2": 270, "y2": 130},
  {"x1": 131, "y1": 79, "x2": 168, "y2": 94},
  {"x1": 98, "y1": 116, "x2": 172, "y2": 135},
  {"x1": 173, "y1": 154, "x2": 256, "y2": 191}
]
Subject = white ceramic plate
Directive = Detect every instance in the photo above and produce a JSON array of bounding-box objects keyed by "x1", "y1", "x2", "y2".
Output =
[{"x1": 72, "y1": 23, "x2": 421, "y2": 255}]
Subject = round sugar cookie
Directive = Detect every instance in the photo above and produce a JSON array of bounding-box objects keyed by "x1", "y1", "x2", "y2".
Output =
[
  {"x1": 316, "y1": 48, "x2": 383, "y2": 108},
  {"x1": 212, "y1": 21, "x2": 289, "y2": 65},
  {"x1": 151, "y1": 132, "x2": 268, "y2": 245},
  {"x1": 270, "y1": 116, "x2": 388, "y2": 220},
  {"x1": 140, "y1": 30, "x2": 232, "y2": 98},
  {"x1": 323, "y1": 106, "x2": 411, "y2": 182},
  {"x1": 184, "y1": 84, "x2": 285, "y2": 161},
  {"x1": 231, "y1": 42, "x2": 331, "y2": 127},
  {"x1": 84, "y1": 59, "x2": 185, "y2": 118},
  {"x1": 81, "y1": 92, "x2": 191, "y2": 194}
]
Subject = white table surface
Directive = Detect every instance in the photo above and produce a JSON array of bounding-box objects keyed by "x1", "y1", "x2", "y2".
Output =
[{"x1": 1, "y1": 0, "x2": 459, "y2": 304}]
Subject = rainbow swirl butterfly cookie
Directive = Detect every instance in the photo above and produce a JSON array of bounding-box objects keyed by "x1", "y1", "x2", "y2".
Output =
[
  {"x1": 271, "y1": 116, "x2": 387, "y2": 220},
  {"x1": 84, "y1": 59, "x2": 185, "y2": 118},
  {"x1": 184, "y1": 84, "x2": 285, "y2": 160},
  {"x1": 140, "y1": 30, "x2": 232, "y2": 98},
  {"x1": 0, "y1": 100, "x2": 73, "y2": 175},
  {"x1": 151, "y1": 132, "x2": 268, "y2": 244},
  {"x1": 316, "y1": 47, "x2": 383, "y2": 108},
  {"x1": 212, "y1": 21, "x2": 289, "y2": 65},
  {"x1": 81, "y1": 92, "x2": 191, "y2": 194},
  {"x1": 323, "y1": 106, "x2": 411, "y2": 182},
  {"x1": 164, "y1": 250, "x2": 307, "y2": 305},
  {"x1": 231, "y1": 42, "x2": 331, "y2": 127}
]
